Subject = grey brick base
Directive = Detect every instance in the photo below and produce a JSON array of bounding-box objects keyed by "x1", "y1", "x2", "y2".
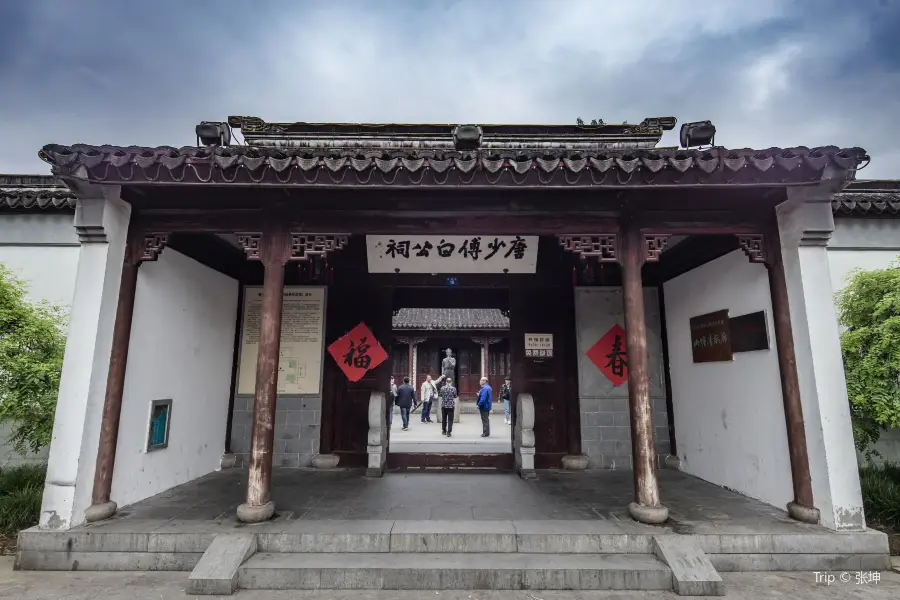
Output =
[{"x1": 229, "y1": 395, "x2": 321, "y2": 468}]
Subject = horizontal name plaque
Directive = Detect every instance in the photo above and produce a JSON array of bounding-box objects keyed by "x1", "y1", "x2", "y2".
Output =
[{"x1": 366, "y1": 235, "x2": 538, "y2": 274}]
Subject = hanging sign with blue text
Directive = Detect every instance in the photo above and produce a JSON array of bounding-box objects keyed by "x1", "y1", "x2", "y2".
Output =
[{"x1": 366, "y1": 235, "x2": 539, "y2": 274}]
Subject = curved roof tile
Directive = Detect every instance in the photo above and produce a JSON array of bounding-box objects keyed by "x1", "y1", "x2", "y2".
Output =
[
  {"x1": 37, "y1": 144, "x2": 868, "y2": 188},
  {"x1": 393, "y1": 308, "x2": 509, "y2": 330}
]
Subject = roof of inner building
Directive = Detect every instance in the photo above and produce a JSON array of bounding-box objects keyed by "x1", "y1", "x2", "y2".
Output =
[{"x1": 393, "y1": 308, "x2": 509, "y2": 331}]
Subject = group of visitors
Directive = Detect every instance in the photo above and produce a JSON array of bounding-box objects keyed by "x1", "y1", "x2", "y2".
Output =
[{"x1": 389, "y1": 374, "x2": 513, "y2": 437}]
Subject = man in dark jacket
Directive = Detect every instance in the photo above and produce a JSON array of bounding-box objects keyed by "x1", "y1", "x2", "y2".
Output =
[
  {"x1": 395, "y1": 376, "x2": 416, "y2": 431},
  {"x1": 477, "y1": 376, "x2": 493, "y2": 437},
  {"x1": 501, "y1": 375, "x2": 512, "y2": 425}
]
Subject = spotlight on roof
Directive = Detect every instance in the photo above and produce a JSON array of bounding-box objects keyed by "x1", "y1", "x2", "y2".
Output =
[
  {"x1": 679, "y1": 121, "x2": 716, "y2": 148},
  {"x1": 453, "y1": 125, "x2": 483, "y2": 151},
  {"x1": 195, "y1": 121, "x2": 231, "y2": 147}
]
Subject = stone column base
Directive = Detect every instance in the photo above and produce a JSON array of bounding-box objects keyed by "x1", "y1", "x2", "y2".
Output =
[
  {"x1": 628, "y1": 502, "x2": 669, "y2": 525},
  {"x1": 787, "y1": 501, "x2": 821, "y2": 524},
  {"x1": 237, "y1": 501, "x2": 275, "y2": 523},
  {"x1": 311, "y1": 453, "x2": 340, "y2": 469},
  {"x1": 84, "y1": 501, "x2": 117, "y2": 523},
  {"x1": 561, "y1": 455, "x2": 589, "y2": 471},
  {"x1": 663, "y1": 454, "x2": 682, "y2": 470},
  {"x1": 220, "y1": 453, "x2": 238, "y2": 469}
]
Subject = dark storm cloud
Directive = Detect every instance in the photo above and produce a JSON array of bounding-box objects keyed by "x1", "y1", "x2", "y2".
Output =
[{"x1": 0, "y1": 0, "x2": 898, "y2": 177}]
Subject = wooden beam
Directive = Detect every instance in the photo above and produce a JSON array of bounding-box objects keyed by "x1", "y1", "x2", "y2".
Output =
[{"x1": 137, "y1": 209, "x2": 768, "y2": 237}]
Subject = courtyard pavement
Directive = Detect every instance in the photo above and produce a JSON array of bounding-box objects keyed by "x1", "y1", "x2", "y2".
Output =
[
  {"x1": 1, "y1": 557, "x2": 898, "y2": 599},
  {"x1": 389, "y1": 409, "x2": 512, "y2": 453}
]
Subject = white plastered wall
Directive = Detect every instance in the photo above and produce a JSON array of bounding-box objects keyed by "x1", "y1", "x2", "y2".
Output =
[
  {"x1": 664, "y1": 250, "x2": 793, "y2": 510},
  {"x1": 0, "y1": 213, "x2": 79, "y2": 465},
  {"x1": 110, "y1": 249, "x2": 238, "y2": 508},
  {"x1": 41, "y1": 194, "x2": 131, "y2": 530},
  {"x1": 828, "y1": 217, "x2": 900, "y2": 465}
]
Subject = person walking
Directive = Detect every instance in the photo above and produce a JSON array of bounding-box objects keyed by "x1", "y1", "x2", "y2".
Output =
[
  {"x1": 439, "y1": 377, "x2": 458, "y2": 437},
  {"x1": 500, "y1": 375, "x2": 512, "y2": 425},
  {"x1": 389, "y1": 376, "x2": 397, "y2": 426},
  {"x1": 477, "y1": 376, "x2": 493, "y2": 437},
  {"x1": 395, "y1": 376, "x2": 416, "y2": 431},
  {"x1": 420, "y1": 374, "x2": 437, "y2": 423}
]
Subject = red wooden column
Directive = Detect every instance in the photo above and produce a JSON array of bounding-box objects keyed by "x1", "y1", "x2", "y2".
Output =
[
  {"x1": 236, "y1": 229, "x2": 291, "y2": 523},
  {"x1": 408, "y1": 339, "x2": 415, "y2": 382},
  {"x1": 739, "y1": 233, "x2": 819, "y2": 524},
  {"x1": 85, "y1": 232, "x2": 168, "y2": 523},
  {"x1": 619, "y1": 225, "x2": 669, "y2": 524},
  {"x1": 482, "y1": 337, "x2": 490, "y2": 377}
]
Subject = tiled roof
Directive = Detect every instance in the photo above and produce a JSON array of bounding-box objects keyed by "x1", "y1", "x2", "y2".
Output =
[
  {"x1": 832, "y1": 180, "x2": 900, "y2": 216},
  {"x1": 393, "y1": 308, "x2": 509, "y2": 330},
  {"x1": 0, "y1": 174, "x2": 75, "y2": 210},
  {"x1": 37, "y1": 143, "x2": 867, "y2": 189}
]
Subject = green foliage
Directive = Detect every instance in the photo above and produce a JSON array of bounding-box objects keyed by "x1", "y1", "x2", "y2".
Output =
[
  {"x1": 836, "y1": 259, "x2": 900, "y2": 452},
  {"x1": 0, "y1": 265, "x2": 67, "y2": 455},
  {"x1": 859, "y1": 463, "x2": 900, "y2": 529},
  {"x1": 0, "y1": 463, "x2": 46, "y2": 536}
]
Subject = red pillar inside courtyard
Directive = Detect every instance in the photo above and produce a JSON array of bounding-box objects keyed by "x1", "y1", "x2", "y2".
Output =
[
  {"x1": 237, "y1": 229, "x2": 291, "y2": 523},
  {"x1": 619, "y1": 224, "x2": 669, "y2": 524}
]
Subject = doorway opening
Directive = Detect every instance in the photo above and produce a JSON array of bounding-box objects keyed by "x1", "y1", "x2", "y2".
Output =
[{"x1": 386, "y1": 286, "x2": 513, "y2": 469}]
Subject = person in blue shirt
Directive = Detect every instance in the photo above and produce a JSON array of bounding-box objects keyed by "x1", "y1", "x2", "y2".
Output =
[{"x1": 477, "y1": 376, "x2": 493, "y2": 437}]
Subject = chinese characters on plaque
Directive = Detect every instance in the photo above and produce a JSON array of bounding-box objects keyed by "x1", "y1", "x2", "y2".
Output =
[
  {"x1": 366, "y1": 235, "x2": 539, "y2": 274},
  {"x1": 689, "y1": 310, "x2": 733, "y2": 363},
  {"x1": 586, "y1": 324, "x2": 629, "y2": 387},
  {"x1": 327, "y1": 322, "x2": 388, "y2": 382},
  {"x1": 524, "y1": 333, "x2": 554, "y2": 358}
]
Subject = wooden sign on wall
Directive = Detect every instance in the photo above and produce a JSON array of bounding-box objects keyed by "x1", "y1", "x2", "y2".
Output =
[
  {"x1": 689, "y1": 309, "x2": 733, "y2": 363},
  {"x1": 730, "y1": 311, "x2": 770, "y2": 353}
]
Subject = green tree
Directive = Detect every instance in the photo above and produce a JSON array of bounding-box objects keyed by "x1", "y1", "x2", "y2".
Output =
[
  {"x1": 0, "y1": 265, "x2": 67, "y2": 455},
  {"x1": 836, "y1": 259, "x2": 900, "y2": 453}
]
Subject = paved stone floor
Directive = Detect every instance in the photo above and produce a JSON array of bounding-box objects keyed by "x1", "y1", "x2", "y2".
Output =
[
  {"x1": 389, "y1": 410, "x2": 512, "y2": 453},
  {"x1": 1, "y1": 557, "x2": 898, "y2": 600},
  {"x1": 84, "y1": 468, "x2": 834, "y2": 534}
]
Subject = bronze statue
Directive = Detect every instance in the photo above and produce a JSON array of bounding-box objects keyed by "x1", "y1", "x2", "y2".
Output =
[{"x1": 440, "y1": 348, "x2": 456, "y2": 387}]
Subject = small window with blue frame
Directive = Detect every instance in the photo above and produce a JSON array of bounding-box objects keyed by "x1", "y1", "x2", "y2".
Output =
[{"x1": 147, "y1": 399, "x2": 172, "y2": 451}]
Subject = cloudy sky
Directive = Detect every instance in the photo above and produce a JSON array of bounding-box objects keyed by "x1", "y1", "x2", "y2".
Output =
[{"x1": 1, "y1": 0, "x2": 898, "y2": 177}]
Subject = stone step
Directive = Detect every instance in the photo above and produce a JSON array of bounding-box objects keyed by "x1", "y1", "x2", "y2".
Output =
[{"x1": 238, "y1": 552, "x2": 674, "y2": 590}]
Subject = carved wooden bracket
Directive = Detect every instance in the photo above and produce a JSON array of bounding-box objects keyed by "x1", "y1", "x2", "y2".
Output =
[
  {"x1": 395, "y1": 336, "x2": 427, "y2": 346},
  {"x1": 141, "y1": 234, "x2": 168, "y2": 262},
  {"x1": 291, "y1": 234, "x2": 350, "y2": 261},
  {"x1": 558, "y1": 235, "x2": 618, "y2": 262},
  {"x1": 487, "y1": 337, "x2": 504, "y2": 345},
  {"x1": 236, "y1": 233, "x2": 262, "y2": 260},
  {"x1": 737, "y1": 235, "x2": 767, "y2": 264},
  {"x1": 643, "y1": 235, "x2": 669, "y2": 263},
  {"x1": 236, "y1": 233, "x2": 350, "y2": 263},
  {"x1": 126, "y1": 233, "x2": 169, "y2": 266}
]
